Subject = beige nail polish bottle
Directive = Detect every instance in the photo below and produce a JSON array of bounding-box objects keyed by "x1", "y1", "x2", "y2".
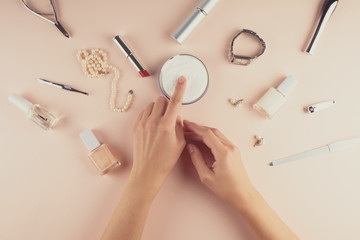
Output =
[
  {"x1": 253, "y1": 75, "x2": 298, "y2": 119},
  {"x1": 80, "y1": 129, "x2": 120, "y2": 175}
]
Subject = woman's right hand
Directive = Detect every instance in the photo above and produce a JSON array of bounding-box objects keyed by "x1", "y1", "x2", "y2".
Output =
[{"x1": 184, "y1": 120, "x2": 256, "y2": 208}]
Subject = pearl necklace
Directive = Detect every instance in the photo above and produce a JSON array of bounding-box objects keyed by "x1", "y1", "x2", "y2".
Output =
[{"x1": 76, "y1": 49, "x2": 133, "y2": 112}]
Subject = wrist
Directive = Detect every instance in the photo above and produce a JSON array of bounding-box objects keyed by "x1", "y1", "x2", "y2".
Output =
[
  {"x1": 226, "y1": 185, "x2": 261, "y2": 213},
  {"x1": 127, "y1": 171, "x2": 165, "y2": 199}
]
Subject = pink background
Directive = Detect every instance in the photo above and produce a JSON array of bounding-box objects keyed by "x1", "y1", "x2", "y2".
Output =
[{"x1": 1, "y1": 0, "x2": 360, "y2": 239}]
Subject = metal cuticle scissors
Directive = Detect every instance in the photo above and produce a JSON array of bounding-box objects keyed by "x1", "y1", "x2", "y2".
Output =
[{"x1": 21, "y1": 0, "x2": 70, "y2": 38}]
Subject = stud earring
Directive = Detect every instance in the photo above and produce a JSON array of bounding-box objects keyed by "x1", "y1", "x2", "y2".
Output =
[
  {"x1": 229, "y1": 98, "x2": 244, "y2": 107},
  {"x1": 253, "y1": 135, "x2": 264, "y2": 147}
]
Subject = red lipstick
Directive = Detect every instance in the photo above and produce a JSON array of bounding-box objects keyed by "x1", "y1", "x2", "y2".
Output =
[
  {"x1": 113, "y1": 35, "x2": 150, "y2": 78},
  {"x1": 139, "y1": 70, "x2": 150, "y2": 77}
]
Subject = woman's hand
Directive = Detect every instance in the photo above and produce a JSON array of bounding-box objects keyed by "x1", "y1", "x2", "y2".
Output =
[
  {"x1": 184, "y1": 121, "x2": 299, "y2": 240},
  {"x1": 184, "y1": 121, "x2": 255, "y2": 207},
  {"x1": 101, "y1": 77, "x2": 187, "y2": 240},
  {"x1": 130, "y1": 76, "x2": 187, "y2": 193}
]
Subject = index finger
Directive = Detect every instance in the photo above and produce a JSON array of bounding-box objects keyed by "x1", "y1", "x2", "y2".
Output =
[{"x1": 164, "y1": 76, "x2": 187, "y2": 122}]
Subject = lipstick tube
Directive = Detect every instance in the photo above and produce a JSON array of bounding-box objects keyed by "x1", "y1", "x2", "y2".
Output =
[
  {"x1": 113, "y1": 35, "x2": 150, "y2": 77},
  {"x1": 172, "y1": 0, "x2": 219, "y2": 44}
]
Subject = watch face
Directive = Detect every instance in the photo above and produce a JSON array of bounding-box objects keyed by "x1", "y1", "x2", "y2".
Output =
[{"x1": 231, "y1": 57, "x2": 252, "y2": 66}]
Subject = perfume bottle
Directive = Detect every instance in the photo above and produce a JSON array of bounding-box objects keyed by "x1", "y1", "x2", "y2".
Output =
[
  {"x1": 8, "y1": 93, "x2": 58, "y2": 130},
  {"x1": 253, "y1": 75, "x2": 298, "y2": 119},
  {"x1": 80, "y1": 129, "x2": 121, "y2": 175}
]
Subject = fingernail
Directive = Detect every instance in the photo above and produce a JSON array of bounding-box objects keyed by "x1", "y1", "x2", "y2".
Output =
[
  {"x1": 177, "y1": 76, "x2": 185, "y2": 84},
  {"x1": 187, "y1": 144, "x2": 194, "y2": 154}
]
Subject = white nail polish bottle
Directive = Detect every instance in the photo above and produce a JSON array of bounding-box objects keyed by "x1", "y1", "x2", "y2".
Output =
[
  {"x1": 253, "y1": 75, "x2": 298, "y2": 119},
  {"x1": 8, "y1": 93, "x2": 58, "y2": 130}
]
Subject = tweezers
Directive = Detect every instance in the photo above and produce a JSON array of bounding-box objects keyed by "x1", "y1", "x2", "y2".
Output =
[{"x1": 21, "y1": 0, "x2": 70, "y2": 38}]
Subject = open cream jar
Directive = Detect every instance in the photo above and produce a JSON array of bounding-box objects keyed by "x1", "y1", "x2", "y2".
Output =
[{"x1": 159, "y1": 54, "x2": 209, "y2": 104}]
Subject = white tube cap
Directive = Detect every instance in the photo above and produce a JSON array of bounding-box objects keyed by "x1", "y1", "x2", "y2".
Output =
[
  {"x1": 80, "y1": 129, "x2": 101, "y2": 152},
  {"x1": 277, "y1": 75, "x2": 298, "y2": 97},
  {"x1": 8, "y1": 93, "x2": 33, "y2": 113},
  {"x1": 198, "y1": 0, "x2": 220, "y2": 14}
]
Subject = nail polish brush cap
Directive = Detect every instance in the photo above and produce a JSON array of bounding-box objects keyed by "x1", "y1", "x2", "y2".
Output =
[
  {"x1": 8, "y1": 93, "x2": 33, "y2": 113},
  {"x1": 80, "y1": 129, "x2": 101, "y2": 152},
  {"x1": 277, "y1": 75, "x2": 298, "y2": 97}
]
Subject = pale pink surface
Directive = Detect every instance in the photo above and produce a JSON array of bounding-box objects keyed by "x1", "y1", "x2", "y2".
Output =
[{"x1": 1, "y1": 0, "x2": 360, "y2": 239}]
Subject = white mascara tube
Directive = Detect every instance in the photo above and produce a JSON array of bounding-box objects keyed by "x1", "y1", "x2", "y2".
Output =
[{"x1": 172, "y1": 0, "x2": 219, "y2": 44}]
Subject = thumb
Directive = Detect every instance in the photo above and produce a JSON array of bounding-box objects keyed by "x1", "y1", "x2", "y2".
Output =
[{"x1": 187, "y1": 144, "x2": 213, "y2": 182}]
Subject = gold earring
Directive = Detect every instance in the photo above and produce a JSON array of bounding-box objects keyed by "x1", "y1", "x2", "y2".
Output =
[
  {"x1": 253, "y1": 135, "x2": 264, "y2": 147},
  {"x1": 229, "y1": 98, "x2": 244, "y2": 107}
]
